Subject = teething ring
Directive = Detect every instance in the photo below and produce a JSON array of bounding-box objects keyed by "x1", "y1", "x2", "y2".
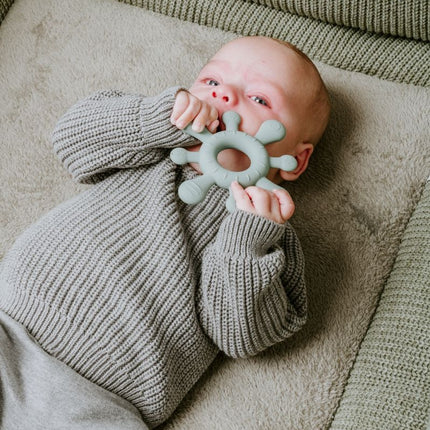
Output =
[
  {"x1": 170, "y1": 111, "x2": 298, "y2": 212},
  {"x1": 199, "y1": 129, "x2": 269, "y2": 188}
]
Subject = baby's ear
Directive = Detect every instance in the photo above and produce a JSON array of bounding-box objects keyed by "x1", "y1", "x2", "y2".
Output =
[{"x1": 279, "y1": 143, "x2": 313, "y2": 181}]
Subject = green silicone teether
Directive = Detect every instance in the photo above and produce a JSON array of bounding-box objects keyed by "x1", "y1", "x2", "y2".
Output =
[{"x1": 170, "y1": 111, "x2": 297, "y2": 212}]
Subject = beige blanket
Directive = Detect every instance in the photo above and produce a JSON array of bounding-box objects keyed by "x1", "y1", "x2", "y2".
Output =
[{"x1": 1, "y1": 0, "x2": 429, "y2": 428}]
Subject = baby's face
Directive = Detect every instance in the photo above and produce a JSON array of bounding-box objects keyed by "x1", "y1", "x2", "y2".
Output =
[{"x1": 189, "y1": 37, "x2": 319, "y2": 180}]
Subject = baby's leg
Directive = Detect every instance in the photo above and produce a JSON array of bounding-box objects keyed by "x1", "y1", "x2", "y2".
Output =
[{"x1": 0, "y1": 310, "x2": 149, "y2": 430}]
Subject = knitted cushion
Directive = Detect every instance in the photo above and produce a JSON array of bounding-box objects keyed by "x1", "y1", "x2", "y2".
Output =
[
  {"x1": 247, "y1": 0, "x2": 429, "y2": 41},
  {"x1": 330, "y1": 181, "x2": 430, "y2": 430},
  {"x1": 119, "y1": 0, "x2": 430, "y2": 86}
]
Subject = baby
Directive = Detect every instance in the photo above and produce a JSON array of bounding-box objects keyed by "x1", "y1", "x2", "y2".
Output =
[
  {"x1": 173, "y1": 36, "x2": 329, "y2": 222},
  {"x1": 0, "y1": 36, "x2": 329, "y2": 429}
]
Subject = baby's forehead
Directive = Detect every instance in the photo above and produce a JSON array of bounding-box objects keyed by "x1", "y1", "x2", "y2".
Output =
[
  {"x1": 215, "y1": 37, "x2": 297, "y2": 58},
  {"x1": 214, "y1": 40, "x2": 311, "y2": 72},
  {"x1": 207, "y1": 49, "x2": 313, "y2": 86}
]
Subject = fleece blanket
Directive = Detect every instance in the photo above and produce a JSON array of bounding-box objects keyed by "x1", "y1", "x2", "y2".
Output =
[{"x1": 0, "y1": 0, "x2": 429, "y2": 428}]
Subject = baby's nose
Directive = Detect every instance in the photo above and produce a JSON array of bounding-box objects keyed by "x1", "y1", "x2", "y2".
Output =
[
  {"x1": 212, "y1": 92, "x2": 229, "y2": 103},
  {"x1": 211, "y1": 86, "x2": 237, "y2": 105}
]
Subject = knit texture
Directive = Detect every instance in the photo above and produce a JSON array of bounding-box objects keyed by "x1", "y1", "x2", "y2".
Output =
[
  {"x1": 0, "y1": 86, "x2": 307, "y2": 428},
  {"x1": 247, "y1": 0, "x2": 429, "y2": 41},
  {"x1": 330, "y1": 181, "x2": 430, "y2": 430},
  {"x1": 119, "y1": 0, "x2": 430, "y2": 86},
  {"x1": 0, "y1": 0, "x2": 14, "y2": 24}
]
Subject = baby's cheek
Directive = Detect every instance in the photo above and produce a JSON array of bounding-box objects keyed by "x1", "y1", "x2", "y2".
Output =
[
  {"x1": 239, "y1": 109, "x2": 276, "y2": 137},
  {"x1": 239, "y1": 116, "x2": 260, "y2": 136}
]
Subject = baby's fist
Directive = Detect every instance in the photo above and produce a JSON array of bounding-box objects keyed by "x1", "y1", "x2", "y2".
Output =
[
  {"x1": 171, "y1": 90, "x2": 219, "y2": 133},
  {"x1": 231, "y1": 181, "x2": 295, "y2": 224}
]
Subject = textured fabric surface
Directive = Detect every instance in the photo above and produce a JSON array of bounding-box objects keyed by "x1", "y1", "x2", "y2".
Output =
[
  {"x1": 0, "y1": 310, "x2": 148, "y2": 430},
  {"x1": 247, "y1": 0, "x2": 430, "y2": 41},
  {"x1": 330, "y1": 180, "x2": 430, "y2": 430},
  {"x1": 0, "y1": 86, "x2": 306, "y2": 427},
  {"x1": 119, "y1": 0, "x2": 430, "y2": 86},
  {"x1": 1, "y1": 0, "x2": 429, "y2": 429}
]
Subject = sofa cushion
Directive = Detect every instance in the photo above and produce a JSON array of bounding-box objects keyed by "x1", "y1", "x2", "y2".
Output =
[
  {"x1": 119, "y1": 0, "x2": 430, "y2": 86},
  {"x1": 247, "y1": 0, "x2": 429, "y2": 41},
  {"x1": 330, "y1": 181, "x2": 430, "y2": 430}
]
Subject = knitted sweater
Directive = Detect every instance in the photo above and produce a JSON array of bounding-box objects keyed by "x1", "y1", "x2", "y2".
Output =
[{"x1": 0, "y1": 86, "x2": 307, "y2": 428}]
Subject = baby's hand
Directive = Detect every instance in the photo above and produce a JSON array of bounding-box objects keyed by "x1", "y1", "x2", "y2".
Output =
[
  {"x1": 231, "y1": 181, "x2": 295, "y2": 224},
  {"x1": 171, "y1": 90, "x2": 219, "y2": 133}
]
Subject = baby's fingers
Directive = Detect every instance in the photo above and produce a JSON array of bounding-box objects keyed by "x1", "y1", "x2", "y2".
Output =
[
  {"x1": 245, "y1": 186, "x2": 273, "y2": 215},
  {"x1": 230, "y1": 181, "x2": 254, "y2": 212},
  {"x1": 231, "y1": 182, "x2": 294, "y2": 223},
  {"x1": 273, "y1": 189, "x2": 295, "y2": 221},
  {"x1": 171, "y1": 91, "x2": 190, "y2": 125},
  {"x1": 206, "y1": 119, "x2": 220, "y2": 134},
  {"x1": 192, "y1": 103, "x2": 219, "y2": 133},
  {"x1": 171, "y1": 91, "x2": 202, "y2": 129}
]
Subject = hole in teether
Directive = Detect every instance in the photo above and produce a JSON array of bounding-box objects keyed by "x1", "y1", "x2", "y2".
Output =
[{"x1": 217, "y1": 149, "x2": 251, "y2": 172}]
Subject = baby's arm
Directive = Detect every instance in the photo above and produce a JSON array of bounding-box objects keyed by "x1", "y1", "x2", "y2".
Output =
[
  {"x1": 197, "y1": 211, "x2": 307, "y2": 358},
  {"x1": 52, "y1": 87, "x2": 192, "y2": 183}
]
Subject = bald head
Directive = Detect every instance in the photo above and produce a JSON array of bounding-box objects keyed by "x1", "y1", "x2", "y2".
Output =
[{"x1": 271, "y1": 37, "x2": 330, "y2": 145}]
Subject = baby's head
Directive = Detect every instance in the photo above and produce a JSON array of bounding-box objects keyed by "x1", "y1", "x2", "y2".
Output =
[{"x1": 189, "y1": 36, "x2": 330, "y2": 183}]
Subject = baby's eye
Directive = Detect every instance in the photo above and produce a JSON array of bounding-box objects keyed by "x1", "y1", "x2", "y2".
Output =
[
  {"x1": 250, "y1": 95, "x2": 268, "y2": 106},
  {"x1": 206, "y1": 79, "x2": 219, "y2": 86}
]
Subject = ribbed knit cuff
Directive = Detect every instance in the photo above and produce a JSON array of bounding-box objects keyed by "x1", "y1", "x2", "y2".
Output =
[
  {"x1": 215, "y1": 210, "x2": 285, "y2": 257},
  {"x1": 140, "y1": 86, "x2": 192, "y2": 148}
]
